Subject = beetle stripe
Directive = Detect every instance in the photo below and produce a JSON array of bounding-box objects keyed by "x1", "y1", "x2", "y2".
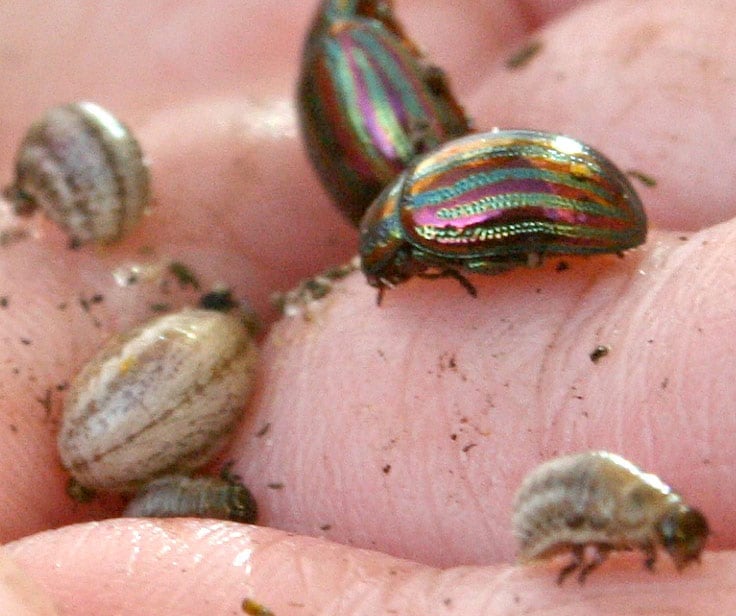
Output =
[
  {"x1": 413, "y1": 144, "x2": 604, "y2": 177},
  {"x1": 327, "y1": 25, "x2": 444, "y2": 164},
  {"x1": 316, "y1": 27, "x2": 416, "y2": 178},
  {"x1": 298, "y1": 1, "x2": 469, "y2": 224},
  {"x1": 416, "y1": 220, "x2": 637, "y2": 244},
  {"x1": 398, "y1": 131, "x2": 645, "y2": 256},
  {"x1": 411, "y1": 168, "x2": 620, "y2": 211},
  {"x1": 347, "y1": 34, "x2": 415, "y2": 161},
  {"x1": 429, "y1": 192, "x2": 633, "y2": 223},
  {"x1": 411, "y1": 220, "x2": 642, "y2": 262}
]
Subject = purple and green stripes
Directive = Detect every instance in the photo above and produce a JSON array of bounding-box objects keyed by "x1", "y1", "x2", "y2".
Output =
[
  {"x1": 404, "y1": 130, "x2": 647, "y2": 256},
  {"x1": 360, "y1": 130, "x2": 648, "y2": 294},
  {"x1": 298, "y1": 0, "x2": 469, "y2": 225}
]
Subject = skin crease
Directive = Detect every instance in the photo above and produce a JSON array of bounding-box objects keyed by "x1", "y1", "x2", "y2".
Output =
[{"x1": 0, "y1": 0, "x2": 735, "y2": 613}]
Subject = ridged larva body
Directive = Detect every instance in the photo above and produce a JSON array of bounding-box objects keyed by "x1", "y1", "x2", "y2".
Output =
[
  {"x1": 123, "y1": 473, "x2": 257, "y2": 523},
  {"x1": 58, "y1": 309, "x2": 258, "y2": 491},
  {"x1": 513, "y1": 451, "x2": 709, "y2": 583},
  {"x1": 6, "y1": 101, "x2": 150, "y2": 243}
]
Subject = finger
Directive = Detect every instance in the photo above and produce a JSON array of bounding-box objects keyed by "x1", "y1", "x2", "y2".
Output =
[
  {"x1": 0, "y1": 0, "x2": 724, "y2": 551},
  {"x1": 0, "y1": 1, "x2": 315, "y2": 155},
  {"x1": 0, "y1": 550, "x2": 59, "y2": 616},
  {"x1": 0, "y1": 0, "x2": 521, "y2": 540},
  {"x1": 400, "y1": 0, "x2": 528, "y2": 97},
  {"x1": 470, "y1": 0, "x2": 736, "y2": 230},
  {"x1": 140, "y1": 98, "x2": 356, "y2": 298},
  {"x1": 6, "y1": 520, "x2": 735, "y2": 616},
  {"x1": 232, "y1": 221, "x2": 735, "y2": 566},
  {"x1": 515, "y1": 0, "x2": 591, "y2": 26},
  {"x1": 401, "y1": 1, "x2": 592, "y2": 96}
]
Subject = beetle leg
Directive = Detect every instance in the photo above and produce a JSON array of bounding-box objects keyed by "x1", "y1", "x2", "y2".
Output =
[
  {"x1": 526, "y1": 252, "x2": 542, "y2": 268},
  {"x1": 419, "y1": 269, "x2": 477, "y2": 297},
  {"x1": 376, "y1": 286, "x2": 385, "y2": 306},
  {"x1": 642, "y1": 541, "x2": 657, "y2": 571},
  {"x1": 577, "y1": 544, "x2": 611, "y2": 583},
  {"x1": 557, "y1": 545, "x2": 584, "y2": 585},
  {"x1": 3, "y1": 186, "x2": 36, "y2": 216},
  {"x1": 375, "y1": 278, "x2": 395, "y2": 305}
]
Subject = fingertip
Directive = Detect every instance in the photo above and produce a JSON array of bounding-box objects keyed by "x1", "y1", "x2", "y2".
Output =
[
  {"x1": 0, "y1": 549, "x2": 59, "y2": 616},
  {"x1": 6, "y1": 520, "x2": 734, "y2": 615}
]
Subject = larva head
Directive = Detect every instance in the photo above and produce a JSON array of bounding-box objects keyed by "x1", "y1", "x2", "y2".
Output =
[
  {"x1": 227, "y1": 484, "x2": 259, "y2": 524},
  {"x1": 656, "y1": 503, "x2": 709, "y2": 569}
]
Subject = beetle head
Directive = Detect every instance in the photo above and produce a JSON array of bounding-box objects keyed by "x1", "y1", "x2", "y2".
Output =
[{"x1": 657, "y1": 503, "x2": 709, "y2": 569}]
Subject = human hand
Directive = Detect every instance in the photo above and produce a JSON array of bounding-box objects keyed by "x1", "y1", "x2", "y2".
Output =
[{"x1": 1, "y1": 1, "x2": 735, "y2": 614}]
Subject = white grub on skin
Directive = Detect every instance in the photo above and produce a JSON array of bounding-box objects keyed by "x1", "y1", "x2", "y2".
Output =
[
  {"x1": 5, "y1": 101, "x2": 150, "y2": 244},
  {"x1": 513, "y1": 451, "x2": 709, "y2": 583},
  {"x1": 123, "y1": 470, "x2": 257, "y2": 523},
  {"x1": 58, "y1": 309, "x2": 258, "y2": 491}
]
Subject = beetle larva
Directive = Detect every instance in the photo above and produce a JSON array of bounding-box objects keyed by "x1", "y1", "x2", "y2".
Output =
[
  {"x1": 4, "y1": 101, "x2": 150, "y2": 244},
  {"x1": 513, "y1": 451, "x2": 709, "y2": 583},
  {"x1": 58, "y1": 309, "x2": 258, "y2": 491},
  {"x1": 123, "y1": 471, "x2": 257, "y2": 524},
  {"x1": 359, "y1": 129, "x2": 647, "y2": 300},
  {"x1": 298, "y1": 0, "x2": 470, "y2": 225}
]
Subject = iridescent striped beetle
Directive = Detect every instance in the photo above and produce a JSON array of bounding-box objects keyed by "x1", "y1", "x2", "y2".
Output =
[
  {"x1": 298, "y1": 0, "x2": 470, "y2": 225},
  {"x1": 359, "y1": 129, "x2": 648, "y2": 300}
]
